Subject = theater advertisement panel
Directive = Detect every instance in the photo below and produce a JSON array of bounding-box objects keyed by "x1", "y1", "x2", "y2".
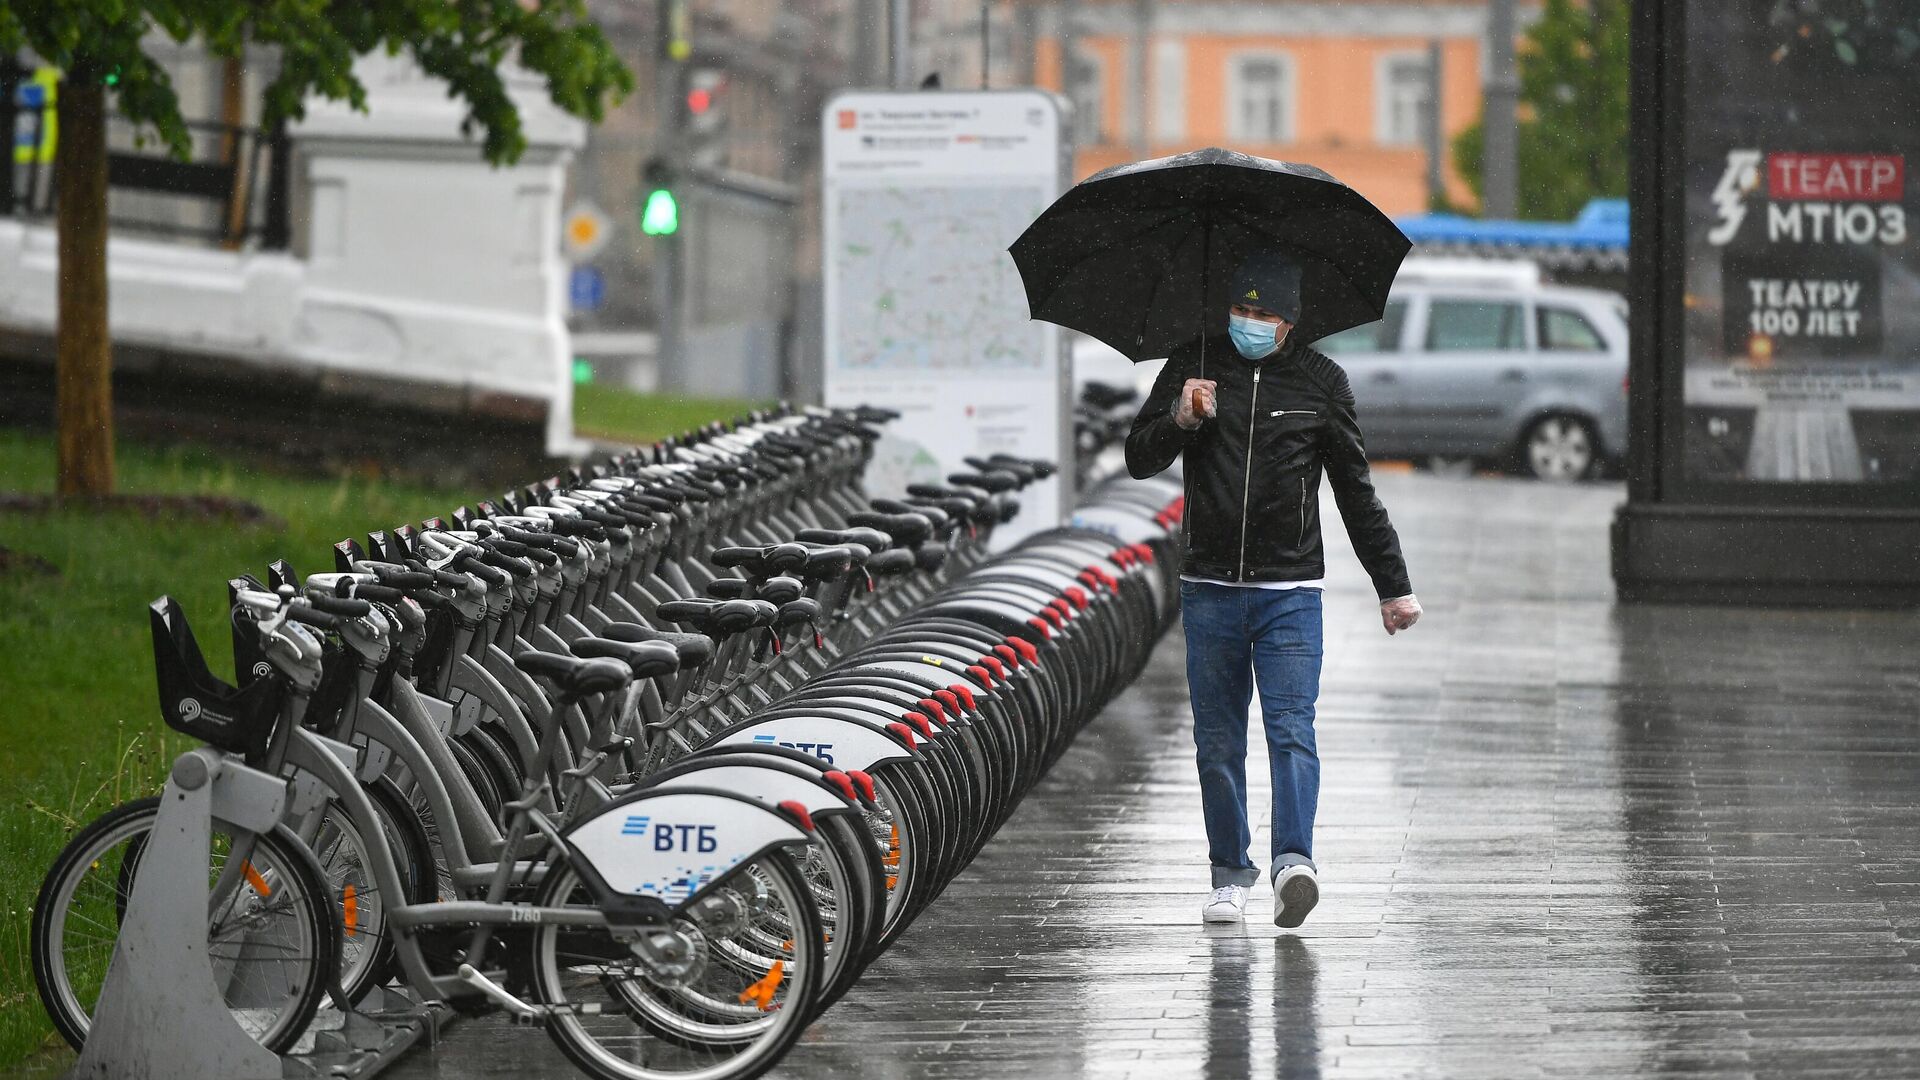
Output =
[{"x1": 1682, "y1": 5, "x2": 1920, "y2": 485}]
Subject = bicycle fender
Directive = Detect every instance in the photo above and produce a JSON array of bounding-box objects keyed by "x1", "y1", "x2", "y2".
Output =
[
  {"x1": 567, "y1": 788, "x2": 809, "y2": 906},
  {"x1": 645, "y1": 764, "x2": 857, "y2": 818},
  {"x1": 708, "y1": 715, "x2": 917, "y2": 772}
]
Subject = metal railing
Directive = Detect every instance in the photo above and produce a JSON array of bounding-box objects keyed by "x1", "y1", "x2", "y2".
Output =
[{"x1": 2, "y1": 64, "x2": 292, "y2": 251}]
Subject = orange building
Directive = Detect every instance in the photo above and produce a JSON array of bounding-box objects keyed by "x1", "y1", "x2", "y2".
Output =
[{"x1": 1028, "y1": 0, "x2": 1535, "y2": 215}]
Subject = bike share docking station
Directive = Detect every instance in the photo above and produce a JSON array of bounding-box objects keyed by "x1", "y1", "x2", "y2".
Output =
[{"x1": 69, "y1": 745, "x2": 449, "y2": 1080}]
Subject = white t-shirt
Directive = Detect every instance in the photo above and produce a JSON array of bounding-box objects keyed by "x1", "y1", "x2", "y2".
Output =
[{"x1": 1179, "y1": 574, "x2": 1322, "y2": 591}]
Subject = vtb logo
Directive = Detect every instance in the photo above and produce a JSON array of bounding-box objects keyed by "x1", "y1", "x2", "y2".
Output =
[
  {"x1": 752, "y1": 733, "x2": 835, "y2": 763},
  {"x1": 623, "y1": 815, "x2": 719, "y2": 853}
]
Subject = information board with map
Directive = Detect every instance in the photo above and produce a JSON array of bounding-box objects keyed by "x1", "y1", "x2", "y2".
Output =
[{"x1": 822, "y1": 91, "x2": 1070, "y2": 540}]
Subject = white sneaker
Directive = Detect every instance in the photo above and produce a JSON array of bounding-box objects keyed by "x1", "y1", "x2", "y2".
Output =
[
  {"x1": 1202, "y1": 884, "x2": 1249, "y2": 923},
  {"x1": 1273, "y1": 865, "x2": 1319, "y2": 928}
]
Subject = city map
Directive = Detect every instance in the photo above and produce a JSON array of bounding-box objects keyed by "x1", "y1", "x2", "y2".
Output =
[{"x1": 831, "y1": 184, "x2": 1049, "y2": 372}]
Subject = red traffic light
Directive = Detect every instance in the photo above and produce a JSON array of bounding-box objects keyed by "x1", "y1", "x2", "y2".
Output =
[{"x1": 687, "y1": 87, "x2": 712, "y2": 114}]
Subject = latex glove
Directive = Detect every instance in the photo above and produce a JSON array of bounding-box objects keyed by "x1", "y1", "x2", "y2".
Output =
[
  {"x1": 1381, "y1": 594, "x2": 1422, "y2": 635},
  {"x1": 1173, "y1": 379, "x2": 1218, "y2": 430}
]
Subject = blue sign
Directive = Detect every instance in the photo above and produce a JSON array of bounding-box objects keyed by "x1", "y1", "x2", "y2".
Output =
[{"x1": 569, "y1": 265, "x2": 605, "y2": 312}]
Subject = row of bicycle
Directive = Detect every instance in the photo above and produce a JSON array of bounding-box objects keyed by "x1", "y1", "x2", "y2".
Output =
[{"x1": 32, "y1": 402, "x2": 1184, "y2": 1080}]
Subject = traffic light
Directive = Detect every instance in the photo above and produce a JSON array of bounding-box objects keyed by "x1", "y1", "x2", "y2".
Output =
[
  {"x1": 660, "y1": 0, "x2": 690, "y2": 62},
  {"x1": 640, "y1": 156, "x2": 679, "y2": 237},
  {"x1": 683, "y1": 68, "x2": 727, "y2": 167}
]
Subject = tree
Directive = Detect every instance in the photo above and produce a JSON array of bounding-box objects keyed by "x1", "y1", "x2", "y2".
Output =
[
  {"x1": 0, "y1": 1, "x2": 633, "y2": 495},
  {"x1": 1450, "y1": 0, "x2": 1629, "y2": 221}
]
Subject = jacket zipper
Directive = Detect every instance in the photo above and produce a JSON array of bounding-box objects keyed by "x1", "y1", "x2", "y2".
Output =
[
  {"x1": 1297, "y1": 477, "x2": 1308, "y2": 549},
  {"x1": 1237, "y1": 366, "x2": 1261, "y2": 580},
  {"x1": 1270, "y1": 409, "x2": 1316, "y2": 418}
]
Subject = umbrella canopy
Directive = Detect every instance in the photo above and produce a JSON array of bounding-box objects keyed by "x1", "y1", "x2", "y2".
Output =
[{"x1": 1009, "y1": 147, "x2": 1411, "y2": 362}]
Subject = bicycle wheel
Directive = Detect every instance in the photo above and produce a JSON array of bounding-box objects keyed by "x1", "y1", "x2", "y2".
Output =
[
  {"x1": 530, "y1": 851, "x2": 822, "y2": 1080},
  {"x1": 305, "y1": 781, "x2": 436, "y2": 1004},
  {"x1": 447, "y1": 733, "x2": 506, "y2": 823},
  {"x1": 31, "y1": 797, "x2": 336, "y2": 1053},
  {"x1": 292, "y1": 803, "x2": 379, "y2": 1005}
]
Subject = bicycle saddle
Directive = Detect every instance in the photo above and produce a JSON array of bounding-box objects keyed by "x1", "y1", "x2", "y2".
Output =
[
  {"x1": 904, "y1": 496, "x2": 976, "y2": 528},
  {"x1": 705, "y1": 578, "x2": 756, "y2": 600},
  {"x1": 872, "y1": 497, "x2": 951, "y2": 533},
  {"x1": 847, "y1": 511, "x2": 932, "y2": 549},
  {"x1": 966, "y1": 456, "x2": 1035, "y2": 484},
  {"x1": 866, "y1": 548, "x2": 917, "y2": 578},
  {"x1": 915, "y1": 546, "x2": 950, "y2": 573},
  {"x1": 514, "y1": 652, "x2": 631, "y2": 696},
  {"x1": 571, "y1": 637, "x2": 682, "y2": 680},
  {"x1": 756, "y1": 576, "x2": 804, "y2": 606},
  {"x1": 795, "y1": 527, "x2": 890, "y2": 553},
  {"x1": 599, "y1": 622, "x2": 714, "y2": 668},
  {"x1": 989, "y1": 453, "x2": 1059, "y2": 479},
  {"x1": 775, "y1": 598, "x2": 823, "y2": 628},
  {"x1": 711, "y1": 542, "x2": 809, "y2": 577},
  {"x1": 906, "y1": 485, "x2": 998, "y2": 526},
  {"x1": 949, "y1": 470, "x2": 1021, "y2": 494},
  {"x1": 797, "y1": 544, "x2": 858, "y2": 579},
  {"x1": 655, "y1": 598, "x2": 777, "y2": 636}
]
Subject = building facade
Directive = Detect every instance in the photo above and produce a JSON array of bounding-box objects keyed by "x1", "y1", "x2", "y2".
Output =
[{"x1": 1025, "y1": 0, "x2": 1534, "y2": 216}]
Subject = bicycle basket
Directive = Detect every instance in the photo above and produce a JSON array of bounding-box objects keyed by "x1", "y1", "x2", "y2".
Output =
[{"x1": 149, "y1": 596, "x2": 282, "y2": 759}]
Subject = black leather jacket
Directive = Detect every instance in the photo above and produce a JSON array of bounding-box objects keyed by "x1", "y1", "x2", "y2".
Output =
[{"x1": 1125, "y1": 333, "x2": 1413, "y2": 600}]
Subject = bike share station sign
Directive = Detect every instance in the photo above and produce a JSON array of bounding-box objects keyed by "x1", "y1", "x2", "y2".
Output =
[{"x1": 821, "y1": 90, "x2": 1071, "y2": 543}]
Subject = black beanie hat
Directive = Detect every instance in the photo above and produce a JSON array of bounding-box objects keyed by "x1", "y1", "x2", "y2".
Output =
[{"x1": 1229, "y1": 251, "x2": 1303, "y2": 323}]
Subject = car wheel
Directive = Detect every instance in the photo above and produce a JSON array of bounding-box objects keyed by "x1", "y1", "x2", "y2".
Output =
[{"x1": 1520, "y1": 415, "x2": 1597, "y2": 482}]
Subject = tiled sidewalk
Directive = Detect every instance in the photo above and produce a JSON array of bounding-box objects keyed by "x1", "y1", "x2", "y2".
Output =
[{"x1": 396, "y1": 473, "x2": 1920, "y2": 1080}]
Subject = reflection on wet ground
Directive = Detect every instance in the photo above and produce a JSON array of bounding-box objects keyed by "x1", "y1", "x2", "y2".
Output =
[{"x1": 391, "y1": 473, "x2": 1920, "y2": 1079}]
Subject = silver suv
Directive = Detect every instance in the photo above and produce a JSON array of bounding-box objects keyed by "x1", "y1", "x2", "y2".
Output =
[{"x1": 1315, "y1": 259, "x2": 1629, "y2": 481}]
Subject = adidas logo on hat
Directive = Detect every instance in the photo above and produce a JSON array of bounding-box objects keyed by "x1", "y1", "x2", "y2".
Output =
[{"x1": 1244, "y1": 288, "x2": 1259, "y2": 299}]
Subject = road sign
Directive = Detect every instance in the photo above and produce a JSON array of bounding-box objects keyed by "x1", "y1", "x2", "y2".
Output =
[
  {"x1": 570, "y1": 265, "x2": 606, "y2": 312},
  {"x1": 562, "y1": 201, "x2": 613, "y2": 261}
]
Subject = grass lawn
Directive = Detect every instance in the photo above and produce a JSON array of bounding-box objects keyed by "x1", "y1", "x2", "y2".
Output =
[
  {"x1": 0, "y1": 388, "x2": 751, "y2": 1069},
  {"x1": 572, "y1": 383, "x2": 770, "y2": 445}
]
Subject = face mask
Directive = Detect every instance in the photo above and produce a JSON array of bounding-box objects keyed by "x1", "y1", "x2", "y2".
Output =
[{"x1": 1229, "y1": 314, "x2": 1282, "y2": 359}]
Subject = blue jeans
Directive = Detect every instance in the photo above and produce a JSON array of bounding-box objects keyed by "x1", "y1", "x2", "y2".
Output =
[{"x1": 1181, "y1": 580, "x2": 1324, "y2": 888}]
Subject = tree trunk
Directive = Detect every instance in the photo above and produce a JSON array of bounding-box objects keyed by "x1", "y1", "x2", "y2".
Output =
[{"x1": 55, "y1": 76, "x2": 114, "y2": 497}]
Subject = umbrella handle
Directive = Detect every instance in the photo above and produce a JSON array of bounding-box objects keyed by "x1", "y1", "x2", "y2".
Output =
[{"x1": 1199, "y1": 214, "x2": 1209, "y2": 382}]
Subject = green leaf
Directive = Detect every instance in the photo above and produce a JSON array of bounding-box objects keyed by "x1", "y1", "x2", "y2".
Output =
[{"x1": 5, "y1": 0, "x2": 630, "y2": 166}]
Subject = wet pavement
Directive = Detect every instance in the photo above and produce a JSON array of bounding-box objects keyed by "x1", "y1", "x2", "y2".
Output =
[{"x1": 390, "y1": 473, "x2": 1920, "y2": 1080}]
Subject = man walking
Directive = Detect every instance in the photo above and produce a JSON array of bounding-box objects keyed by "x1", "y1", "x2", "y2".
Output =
[{"x1": 1126, "y1": 251, "x2": 1421, "y2": 928}]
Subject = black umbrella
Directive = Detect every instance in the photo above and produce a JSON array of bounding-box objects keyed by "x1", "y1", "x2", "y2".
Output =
[{"x1": 1009, "y1": 147, "x2": 1411, "y2": 368}]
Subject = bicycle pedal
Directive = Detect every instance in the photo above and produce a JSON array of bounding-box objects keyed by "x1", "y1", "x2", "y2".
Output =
[{"x1": 455, "y1": 963, "x2": 541, "y2": 1022}]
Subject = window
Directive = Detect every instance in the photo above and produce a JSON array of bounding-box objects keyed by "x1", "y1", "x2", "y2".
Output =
[
  {"x1": 1425, "y1": 299, "x2": 1526, "y2": 351},
  {"x1": 1067, "y1": 50, "x2": 1105, "y2": 145},
  {"x1": 1376, "y1": 54, "x2": 1431, "y2": 148},
  {"x1": 1538, "y1": 306, "x2": 1606, "y2": 351},
  {"x1": 1153, "y1": 38, "x2": 1186, "y2": 142},
  {"x1": 1315, "y1": 301, "x2": 1408, "y2": 355},
  {"x1": 1229, "y1": 54, "x2": 1293, "y2": 143}
]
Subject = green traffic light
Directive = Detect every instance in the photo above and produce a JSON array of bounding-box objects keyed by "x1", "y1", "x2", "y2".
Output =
[{"x1": 641, "y1": 188, "x2": 679, "y2": 236}]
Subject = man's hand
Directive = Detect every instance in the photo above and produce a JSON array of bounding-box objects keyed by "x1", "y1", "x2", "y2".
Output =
[
  {"x1": 1173, "y1": 378, "x2": 1218, "y2": 430},
  {"x1": 1381, "y1": 594, "x2": 1422, "y2": 635}
]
